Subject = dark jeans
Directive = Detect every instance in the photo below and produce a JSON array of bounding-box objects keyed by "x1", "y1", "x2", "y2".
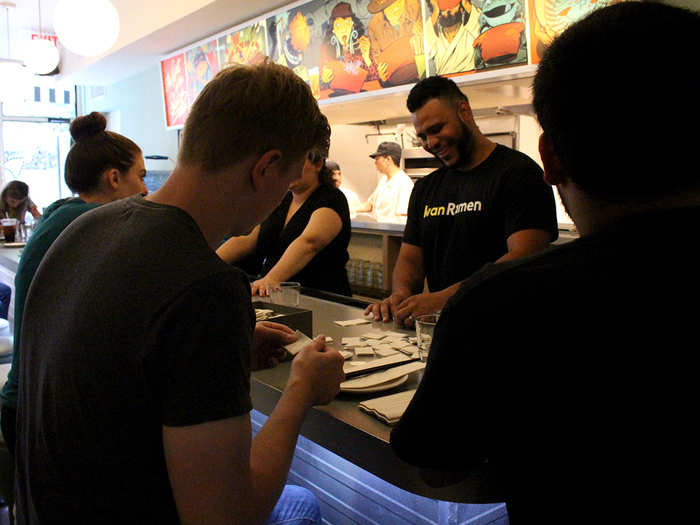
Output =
[{"x1": 0, "y1": 283, "x2": 10, "y2": 320}]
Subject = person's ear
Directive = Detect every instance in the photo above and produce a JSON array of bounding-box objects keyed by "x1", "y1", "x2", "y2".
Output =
[
  {"x1": 104, "y1": 168, "x2": 121, "y2": 190},
  {"x1": 250, "y1": 150, "x2": 282, "y2": 191},
  {"x1": 539, "y1": 133, "x2": 566, "y2": 187},
  {"x1": 456, "y1": 100, "x2": 473, "y2": 125}
]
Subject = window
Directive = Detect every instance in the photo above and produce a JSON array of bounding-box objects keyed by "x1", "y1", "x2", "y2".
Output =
[{"x1": 1, "y1": 77, "x2": 76, "y2": 211}]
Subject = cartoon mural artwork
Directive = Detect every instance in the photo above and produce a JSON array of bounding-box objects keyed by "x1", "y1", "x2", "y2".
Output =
[
  {"x1": 528, "y1": 0, "x2": 627, "y2": 63},
  {"x1": 161, "y1": 54, "x2": 189, "y2": 128},
  {"x1": 320, "y1": 2, "x2": 379, "y2": 96},
  {"x1": 218, "y1": 22, "x2": 267, "y2": 68},
  {"x1": 424, "y1": 0, "x2": 482, "y2": 76},
  {"x1": 367, "y1": 0, "x2": 426, "y2": 87},
  {"x1": 472, "y1": 0, "x2": 527, "y2": 68},
  {"x1": 162, "y1": 0, "x2": 568, "y2": 129},
  {"x1": 267, "y1": 10, "x2": 315, "y2": 83},
  {"x1": 185, "y1": 41, "x2": 220, "y2": 105}
]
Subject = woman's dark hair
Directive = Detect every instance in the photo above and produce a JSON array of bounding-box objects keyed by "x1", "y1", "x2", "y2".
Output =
[
  {"x1": 64, "y1": 112, "x2": 141, "y2": 194},
  {"x1": 309, "y1": 149, "x2": 334, "y2": 187},
  {"x1": 2, "y1": 180, "x2": 29, "y2": 201},
  {"x1": 325, "y1": 160, "x2": 340, "y2": 172}
]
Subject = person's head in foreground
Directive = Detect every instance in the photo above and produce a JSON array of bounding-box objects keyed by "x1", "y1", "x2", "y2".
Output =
[
  {"x1": 533, "y1": 1, "x2": 700, "y2": 233},
  {"x1": 177, "y1": 59, "x2": 331, "y2": 234}
]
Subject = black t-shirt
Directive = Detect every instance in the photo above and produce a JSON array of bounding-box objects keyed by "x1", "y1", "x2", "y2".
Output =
[
  {"x1": 15, "y1": 195, "x2": 254, "y2": 524},
  {"x1": 403, "y1": 145, "x2": 558, "y2": 291},
  {"x1": 391, "y1": 206, "x2": 700, "y2": 524},
  {"x1": 258, "y1": 184, "x2": 352, "y2": 296}
]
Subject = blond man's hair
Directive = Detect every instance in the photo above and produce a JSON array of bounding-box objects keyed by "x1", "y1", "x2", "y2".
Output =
[{"x1": 178, "y1": 60, "x2": 330, "y2": 172}]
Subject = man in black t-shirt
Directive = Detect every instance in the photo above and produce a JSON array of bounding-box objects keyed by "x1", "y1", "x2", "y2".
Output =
[
  {"x1": 15, "y1": 63, "x2": 345, "y2": 524},
  {"x1": 366, "y1": 75, "x2": 557, "y2": 326},
  {"x1": 391, "y1": 4, "x2": 700, "y2": 523}
]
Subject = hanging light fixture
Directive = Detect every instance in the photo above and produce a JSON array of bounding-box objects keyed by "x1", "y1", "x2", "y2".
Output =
[
  {"x1": 0, "y1": 1, "x2": 30, "y2": 103},
  {"x1": 24, "y1": 0, "x2": 59, "y2": 75},
  {"x1": 54, "y1": 0, "x2": 120, "y2": 57}
]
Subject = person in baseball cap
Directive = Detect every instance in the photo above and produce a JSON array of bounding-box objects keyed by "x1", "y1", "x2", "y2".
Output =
[{"x1": 357, "y1": 141, "x2": 414, "y2": 223}]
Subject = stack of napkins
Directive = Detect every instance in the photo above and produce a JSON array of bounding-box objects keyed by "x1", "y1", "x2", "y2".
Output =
[{"x1": 358, "y1": 389, "x2": 417, "y2": 425}]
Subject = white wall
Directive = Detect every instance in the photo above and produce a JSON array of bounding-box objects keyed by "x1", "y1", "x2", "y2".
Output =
[
  {"x1": 82, "y1": 65, "x2": 179, "y2": 173},
  {"x1": 518, "y1": 115, "x2": 573, "y2": 227}
]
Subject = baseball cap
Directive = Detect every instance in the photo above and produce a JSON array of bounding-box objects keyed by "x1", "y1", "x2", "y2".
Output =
[{"x1": 369, "y1": 141, "x2": 402, "y2": 159}]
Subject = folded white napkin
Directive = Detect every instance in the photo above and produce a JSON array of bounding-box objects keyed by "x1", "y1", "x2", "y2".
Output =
[{"x1": 358, "y1": 389, "x2": 417, "y2": 425}]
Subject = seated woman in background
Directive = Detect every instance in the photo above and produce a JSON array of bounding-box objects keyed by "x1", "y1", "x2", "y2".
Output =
[
  {"x1": 0, "y1": 181, "x2": 41, "y2": 223},
  {"x1": 217, "y1": 148, "x2": 352, "y2": 297},
  {"x1": 0, "y1": 111, "x2": 147, "y2": 459}
]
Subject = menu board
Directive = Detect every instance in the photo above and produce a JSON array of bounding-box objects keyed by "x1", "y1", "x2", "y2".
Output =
[{"x1": 160, "y1": 0, "x2": 617, "y2": 129}]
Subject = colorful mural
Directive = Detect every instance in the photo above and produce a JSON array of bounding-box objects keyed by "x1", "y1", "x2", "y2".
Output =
[
  {"x1": 528, "y1": 0, "x2": 628, "y2": 64},
  {"x1": 218, "y1": 22, "x2": 267, "y2": 68},
  {"x1": 424, "y1": 0, "x2": 527, "y2": 76},
  {"x1": 185, "y1": 40, "x2": 221, "y2": 106},
  {"x1": 161, "y1": 53, "x2": 188, "y2": 128},
  {"x1": 162, "y1": 0, "x2": 627, "y2": 128}
]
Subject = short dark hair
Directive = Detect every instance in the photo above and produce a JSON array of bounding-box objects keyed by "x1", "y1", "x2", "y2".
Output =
[
  {"x1": 179, "y1": 60, "x2": 330, "y2": 172},
  {"x1": 309, "y1": 149, "x2": 335, "y2": 187},
  {"x1": 65, "y1": 112, "x2": 141, "y2": 193},
  {"x1": 325, "y1": 160, "x2": 340, "y2": 172},
  {"x1": 533, "y1": 2, "x2": 700, "y2": 201},
  {"x1": 406, "y1": 75, "x2": 469, "y2": 113}
]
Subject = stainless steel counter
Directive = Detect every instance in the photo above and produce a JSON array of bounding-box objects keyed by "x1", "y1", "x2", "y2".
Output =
[{"x1": 252, "y1": 293, "x2": 505, "y2": 503}]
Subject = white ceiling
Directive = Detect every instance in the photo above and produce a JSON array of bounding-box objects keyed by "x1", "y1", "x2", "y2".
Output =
[{"x1": 2, "y1": 0, "x2": 538, "y2": 124}]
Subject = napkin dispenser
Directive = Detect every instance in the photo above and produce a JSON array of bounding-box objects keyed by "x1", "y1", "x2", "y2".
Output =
[{"x1": 252, "y1": 301, "x2": 313, "y2": 338}]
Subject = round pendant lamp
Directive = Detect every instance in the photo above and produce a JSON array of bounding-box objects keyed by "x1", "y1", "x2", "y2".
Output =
[
  {"x1": 54, "y1": 0, "x2": 120, "y2": 57},
  {"x1": 24, "y1": 0, "x2": 60, "y2": 74},
  {"x1": 25, "y1": 37, "x2": 59, "y2": 74}
]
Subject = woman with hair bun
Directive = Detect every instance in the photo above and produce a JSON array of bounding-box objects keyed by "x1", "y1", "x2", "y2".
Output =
[
  {"x1": 217, "y1": 147, "x2": 352, "y2": 297},
  {"x1": 0, "y1": 111, "x2": 147, "y2": 458}
]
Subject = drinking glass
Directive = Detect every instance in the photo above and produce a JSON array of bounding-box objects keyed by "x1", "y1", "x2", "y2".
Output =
[
  {"x1": 269, "y1": 282, "x2": 301, "y2": 307},
  {"x1": 415, "y1": 313, "x2": 439, "y2": 362}
]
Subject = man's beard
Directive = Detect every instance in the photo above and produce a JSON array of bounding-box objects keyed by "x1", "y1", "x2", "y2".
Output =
[
  {"x1": 438, "y1": 6, "x2": 465, "y2": 29},
  {"x1": 446, "y1": 119, "x2": 474, "y2": 169}
]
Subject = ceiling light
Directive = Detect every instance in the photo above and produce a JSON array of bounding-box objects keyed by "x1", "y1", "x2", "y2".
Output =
[
  {"x1": 25, "y1": 37, "x2": 59, "y2": 74},
  {"x1": 54, "y1": 0, "x2": 120, "y2": 57},
  {"x1": 24, "y1": 1, "x2": 59, "y2": 74}
]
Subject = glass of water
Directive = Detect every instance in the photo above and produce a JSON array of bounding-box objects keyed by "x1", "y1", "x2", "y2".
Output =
[
  {"x1": 269, "y1": 282, "x2": 301, "y2": 307},
  {"x1": 415, "y1": 314, "x2": 439, "y2": 362}
]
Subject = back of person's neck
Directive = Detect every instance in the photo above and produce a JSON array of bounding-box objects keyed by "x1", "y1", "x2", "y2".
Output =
[
  {"x1": 568, "y1": 188, "x2": 700, "y2": 237},
  {"x1": 79, "y1": 191, "x2": 115, "y2": 204}
]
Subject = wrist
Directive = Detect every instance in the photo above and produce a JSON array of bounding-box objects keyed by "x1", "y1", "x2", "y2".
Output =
[{"x1": 282, "y1": 377, "x2": 316, "y2": 410}]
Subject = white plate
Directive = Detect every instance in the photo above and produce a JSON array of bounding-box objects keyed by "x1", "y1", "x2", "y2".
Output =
[{"x1": 341, "y1": 374, "x2": 408, "y2": 394}]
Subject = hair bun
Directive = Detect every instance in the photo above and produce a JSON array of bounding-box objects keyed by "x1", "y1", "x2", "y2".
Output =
[{"x1": 70, "y1": 112, "x2": 107, "y2": 142}]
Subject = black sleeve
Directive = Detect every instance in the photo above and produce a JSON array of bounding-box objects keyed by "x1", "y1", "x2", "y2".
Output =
[
  {"x1": 402, "y1": 180, "x2": 424, "y2": 247},
  {"x1": 147, "y1": 271, "x2": 255, "y2": 427},
  {"x1": 390, "y1": 286, "x2": 494, "y2": 470},
  {"x1": 499, "y1": 156, "x2": 559, "y2": 242}
]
